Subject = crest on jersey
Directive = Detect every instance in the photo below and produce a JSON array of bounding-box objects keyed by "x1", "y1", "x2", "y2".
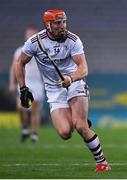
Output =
[{"x1": 53, "y1": 45, "x2": 60, "y2": 55}]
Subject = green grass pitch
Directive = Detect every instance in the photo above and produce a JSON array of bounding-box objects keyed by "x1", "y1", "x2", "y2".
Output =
[{"x1": 0, "y1": 126, "x2": 127, "y2": 179}]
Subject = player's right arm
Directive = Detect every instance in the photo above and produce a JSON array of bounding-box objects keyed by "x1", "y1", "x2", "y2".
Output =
[
  {"x1": 16, "y1": 51, "x2": 31, "y2": 88},
  {"x1": 16, "y1": 52, "x2": 34, "y2": 108}
]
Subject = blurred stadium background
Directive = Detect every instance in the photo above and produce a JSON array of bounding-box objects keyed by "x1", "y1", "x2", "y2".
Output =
[{"x1": 1, "y1": 0, "x2": 127, "y2": 128}]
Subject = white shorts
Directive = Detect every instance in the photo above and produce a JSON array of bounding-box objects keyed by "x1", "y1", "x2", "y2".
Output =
[{"x1": 46, "y1": 80, "x2": 89, "y2": 112}]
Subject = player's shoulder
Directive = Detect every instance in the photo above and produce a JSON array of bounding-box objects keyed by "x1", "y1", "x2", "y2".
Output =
[
  {"x1": 30, "y1": 29, "x2": 47, "y2": 44},
  {"x1": 38, "y1": 29, "x2": 47, "y2": 39},
  {"x1": 67, "y1": 31, "x2": 79, "y2": 42}
]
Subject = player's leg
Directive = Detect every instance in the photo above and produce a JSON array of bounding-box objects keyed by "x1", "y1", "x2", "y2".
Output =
[
  {"x1": 47, "y1": 87, "x2": 74, "y2": 140},
  {"x1": 17, "y1": 96, "x2": 30, "y2": 143},
  {"x1": 49, "y1": 83, "x2": 91, "y2": 139},
  {"x1": 31, "y1": 100, "x2": 41, "y2": 142},
  {"x1": 69, "y1": 96, "x2": 110, "y2": 172},
  {"x1": 51, "y1": 107, "x2": 73, "y2": 140},
  {"x1": 69, "y1": 96, "x2": 94, "y2": 139},
  {"x1": 51, "y1": 103, "x2": 92, "y2": 139}
]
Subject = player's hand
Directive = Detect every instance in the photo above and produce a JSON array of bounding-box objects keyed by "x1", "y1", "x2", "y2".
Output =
[
  {"x1": 20, "y1": 86, "x2": 34, "y2": 108},
  {"x1": 61, "y1": 75, "x2": 72, "y2": 88}
]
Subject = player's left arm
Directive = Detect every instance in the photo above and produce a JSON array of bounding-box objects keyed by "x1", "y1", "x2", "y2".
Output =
[
  {"x1": 61, "y1": 36, "x2": 88, "y2": 88},
  {"x1": 70, "y1": 53, "x2": 88, "y2": 82},
  {"x1": 61, "y1": 53, "x2": 88, "y2": 88}
]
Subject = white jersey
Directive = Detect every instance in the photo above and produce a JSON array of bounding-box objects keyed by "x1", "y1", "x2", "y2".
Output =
[
  {"x1": 14, "y1": 46, "x2": 44, "y2": 101},
  {"x1": 22, "y1": 29, "x2": 84, "y2": 91}
]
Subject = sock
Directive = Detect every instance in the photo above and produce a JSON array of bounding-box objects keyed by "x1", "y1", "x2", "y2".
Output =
[
  {"x1": 22, "y1": 128, "x2": 30, "y2": 135},
  {"x1": 85, "y1": 134, "x2": 107, "y2": 164},
  {"x1": 31, "y1": 132, "x2": 38, "y2": 141}
]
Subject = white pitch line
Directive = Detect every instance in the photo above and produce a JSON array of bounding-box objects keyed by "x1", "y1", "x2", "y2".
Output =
[
  {"x1": 39, "y1": 144, "x2": 127, "y2": 149},
  {"x1": 2, "y1": 162, "x2": 127, "y2": 167}
]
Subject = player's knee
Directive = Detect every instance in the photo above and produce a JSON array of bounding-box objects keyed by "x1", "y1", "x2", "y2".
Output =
[
  {"x1": 60, "y1": 133, "x2": 72, "y2": 140},
  {"x1": 58, "y1": 129, "x2": 72, "y2": 140},
  {"x1": 75, "y1": 121, "x2": 89, "y2": 134}
]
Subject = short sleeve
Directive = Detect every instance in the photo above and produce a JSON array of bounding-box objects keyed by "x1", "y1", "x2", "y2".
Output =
[
  {"x1": 22, "y1": 38, "x2": 36, "y2": 57},
  {"x1": 71, "y1": 37, "x2": 84, "y2": 56}
]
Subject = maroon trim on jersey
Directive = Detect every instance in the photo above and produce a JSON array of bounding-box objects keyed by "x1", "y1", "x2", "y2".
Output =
[
  {"x1": 67, "y1": 32, "x2": 77, "y2": 42},
  {"x1": 31, "y1": 32, "x2": 47, "y2": 43},
  {"x1": 40, "y1": 32, "x2": 47, "y2": 39},
  {"x1": 31, "y1": 36, "x2": 37, "y2": 43}
]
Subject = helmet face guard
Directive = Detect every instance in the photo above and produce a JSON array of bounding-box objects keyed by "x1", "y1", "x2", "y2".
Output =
[{"x1": 42, "y1": 9, "x2": 67, "y2": 42}]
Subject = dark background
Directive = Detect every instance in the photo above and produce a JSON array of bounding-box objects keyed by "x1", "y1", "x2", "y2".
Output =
[{"x1": 0, "y1": 0, "x2": 127, "y2": 126}]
